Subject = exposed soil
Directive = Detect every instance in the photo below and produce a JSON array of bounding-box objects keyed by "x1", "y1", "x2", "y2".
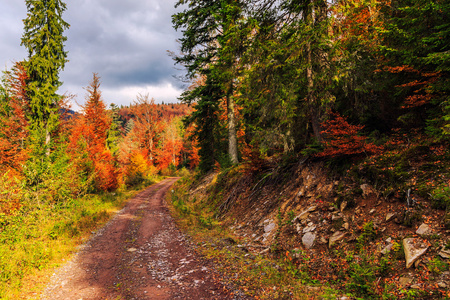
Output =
[
  {"x1": 189, "y1": 163, "x2": 450, "y2": 298},
  {"x1": 40, "y1": 178, "x2": 243, "y2": 300}
]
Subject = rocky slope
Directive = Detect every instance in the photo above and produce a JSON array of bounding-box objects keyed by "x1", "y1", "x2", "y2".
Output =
[{"x1": 187, "y1": 159, "x2": 450, "y2": 299}]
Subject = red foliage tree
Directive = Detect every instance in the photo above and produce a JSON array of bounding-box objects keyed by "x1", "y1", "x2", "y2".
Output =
[
  {"x1": 69, "y1": 74, "x2": 118, "y2": 191},
  {"x1": 317, "y1": 111, "x2": 382, "y2": 158},
  {"x1": 0, "y1": 62, "x2": 30, "y2": 177}
]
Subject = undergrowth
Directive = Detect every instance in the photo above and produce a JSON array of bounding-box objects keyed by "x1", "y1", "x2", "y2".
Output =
[{"x1": 167, "y1": 174, "x2": 340, "y2": 299}]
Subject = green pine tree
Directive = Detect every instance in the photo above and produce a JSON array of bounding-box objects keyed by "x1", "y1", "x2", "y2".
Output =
[{"x1": 21, "y1": 0, "x2": 69, "y2": 184}]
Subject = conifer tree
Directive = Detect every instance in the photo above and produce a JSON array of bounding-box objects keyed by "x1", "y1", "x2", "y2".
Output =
[
  {"x1": 173, "y1": 0, "x2": 246, "y2": 170},
  {"x1": 21, "y1": 0, "x2": 69, "y2": 178}
]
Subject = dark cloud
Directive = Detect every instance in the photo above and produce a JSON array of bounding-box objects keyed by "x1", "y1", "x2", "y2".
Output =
[{"x1": 0, "y1": 0, "x2": 185, "y2": 107}]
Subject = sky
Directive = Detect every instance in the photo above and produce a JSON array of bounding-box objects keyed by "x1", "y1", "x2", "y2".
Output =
[{"x1": 0, "y1": 0, "x2": 186, "y2": 110}]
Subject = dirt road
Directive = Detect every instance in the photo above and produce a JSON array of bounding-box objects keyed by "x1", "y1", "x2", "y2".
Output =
[{"x1": 40, "y1": 178, "x2": 239, "y2": 300}]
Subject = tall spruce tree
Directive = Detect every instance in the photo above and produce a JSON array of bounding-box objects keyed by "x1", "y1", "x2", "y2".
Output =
[
  {"x1": 173, "y1": 0, "x2": 246, "y2": 170},
  {"x1": 21, "y1": 0, "x2": 69, "y2": 181}
]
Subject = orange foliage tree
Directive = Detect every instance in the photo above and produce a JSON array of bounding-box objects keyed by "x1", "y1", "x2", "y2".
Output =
[
  {"x1": 155, "y1": 117, "x2": 183, "y2": 171},
  {"x1": 69, "y1": 74, "x2": 117, "y2": 191},
  {"x1": 0, "y1": 62, "x2": 30, "y2": 177}
]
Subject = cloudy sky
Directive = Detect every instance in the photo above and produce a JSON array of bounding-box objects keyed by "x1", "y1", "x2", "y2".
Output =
[{"x1": 0, "y1": 0, "x2": 186, "y2": 110}]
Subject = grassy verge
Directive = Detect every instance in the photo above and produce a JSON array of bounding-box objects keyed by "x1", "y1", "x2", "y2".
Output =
[
  {"x1": 0, "y1": 177, "x2": 161, "y2": 300},
  {"x1": 167, "y1": 175, "x2": 341, "y2": 300}
]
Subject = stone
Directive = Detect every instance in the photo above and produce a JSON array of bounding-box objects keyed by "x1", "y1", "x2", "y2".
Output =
[
  {"x1": 438, "y1": 247, "x2": 450, "y2": 259},
  {"x1": 438, "y1": 282, "x2": 448, "y2": 288},
  {"x1": 319, "y1": 237, "x2": 327, "y2": 244},
  {"x1": 302, "y1": 232, "x2": 316, "y2": 249},
  {"x1": 342, "y1": 223, "x2": 350, "y2": 230},
  {"x1": 386, "y1": 213, "x2": 396, "y2": 222},
  {"x1": 399, "y1": 276, "x2": 413, "y2": 287},
  {"x1": 381, "y1": 243, "x2": 393, "y2": 255},
  {"x1": 329, "y1": 231, "x2": 346, "y2": 247},
  {"x1": 340, "y1": 201, "x2": 348, "y2": 212},
  {"x1": 403, "y1": 238, "x2": 429, "y2": 268},
  {"x1": 332, "y1": 213, "x2": 343, "y2": 221},
  {"x1": 303, "y1": 225, "x2": 316, "y2": 234},
  {"x1": 293, "y1": 211, "x2": 310, "y2": 223},
  {"x1": 369, "y1": 208, "x2": 376, "y2": 214},
  {"x1": 414, "y1": 259, "x2": 421, "y2": 268},
  {"x1": 416, "y1": 223, "x2": 432, "y2": 236},
  {"x1": 360, "y1": 184, "x2": 372, "y2": 197},
  {"x1": 264, "y1": 222, "x2": 276, "y2": 233},
  {"x1": 308, "y1": 205, "x2": 318, "y2": 212},
  {"x1": 127, "y1": 248, "x2": 138, "y2": 252}
]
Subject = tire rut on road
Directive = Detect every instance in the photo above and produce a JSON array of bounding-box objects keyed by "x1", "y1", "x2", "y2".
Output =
[{"x1": 40, "y1": 178, "x2": 244, "y2": 300}]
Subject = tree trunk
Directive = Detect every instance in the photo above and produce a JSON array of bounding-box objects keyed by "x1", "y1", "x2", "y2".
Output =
[
  {"x1": 227, "y1": 91, "x2": 239, "y2": 165},
  {"x1": 306, "y1": 1, "x2": 322, "y2": 143}
]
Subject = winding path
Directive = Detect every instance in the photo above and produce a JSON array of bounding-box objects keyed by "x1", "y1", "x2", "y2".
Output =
[{"x1": 40, "y1": 178, "x2": 236, "y2": 300}]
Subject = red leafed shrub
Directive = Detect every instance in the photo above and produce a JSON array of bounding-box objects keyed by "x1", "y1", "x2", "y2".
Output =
[{"x1": 317, "y1": 111, "x2": 382, "y2": 158}]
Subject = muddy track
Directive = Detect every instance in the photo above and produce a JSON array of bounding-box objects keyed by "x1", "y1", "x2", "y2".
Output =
[{"x1": 40, "y1": 178, "x2": 241, "y2": 300}]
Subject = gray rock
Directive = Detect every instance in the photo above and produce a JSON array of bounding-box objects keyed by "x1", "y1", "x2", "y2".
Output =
[
  {"x1": 416, "y1": 223, "x2": 432, "y2": 236},
  {"x1": 264, "y1": 222, "x2": 276, "y2": 233},
  {"x1": 302, "y1": 232, "x2": 316, "y2": 249},
  {"x1": 438, "y1": 282, "x2": 448, "y2": 288},
  {"x1": 381, "y1": 243, "x2": 393, "y2": 255},
  {"x1": 403, "y1": 238, "x2": 429, "y2": 268},
  {"x1": 329, "y1": 231, "x2": 346, "y2": 247},
  {"x1": 303, "y1": 225, "x2": 316, "y2": 234}
]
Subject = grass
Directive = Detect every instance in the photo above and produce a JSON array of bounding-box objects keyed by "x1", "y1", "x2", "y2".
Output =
[{"x1": 0, "y1": 178, "x2": 159, "y2": 300}]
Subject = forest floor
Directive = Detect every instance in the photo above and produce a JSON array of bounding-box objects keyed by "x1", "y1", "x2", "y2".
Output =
[{"x1": 38, "y1": 178, "x2": 247, "y2": 300}]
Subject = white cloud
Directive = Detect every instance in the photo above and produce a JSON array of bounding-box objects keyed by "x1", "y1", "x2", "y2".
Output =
[
  {"x1": 67, "y1": 81, "x2": 182, "y2": 111},
  {"x1": 1, "y1": 0, "x2": 186, "y2": 109}
]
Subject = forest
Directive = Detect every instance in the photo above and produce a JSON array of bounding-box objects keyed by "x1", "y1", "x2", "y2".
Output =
[
  {"x1": 173, "y1": 0, "x2": 449, "y2": 171},
  {"x1": 0, "y1": 0, "x2": 449, "y2": 299}
]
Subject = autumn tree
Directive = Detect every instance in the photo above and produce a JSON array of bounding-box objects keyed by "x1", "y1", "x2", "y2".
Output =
[
  {"x1": 318, "y1": 111, "x2": 381, "y2": 158},
  {"x1": 155, "y1": 117, "x2": 183, "y2": 172},
  {"x1": 0, "y1": 63, "x2": 30, "y2": 177},
  {"x1": 69, "y1": 74, "x2": 117, "y2": 191},
  {"x1": 130, "y1": 94, "x2": 162, "y2": 163}
]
